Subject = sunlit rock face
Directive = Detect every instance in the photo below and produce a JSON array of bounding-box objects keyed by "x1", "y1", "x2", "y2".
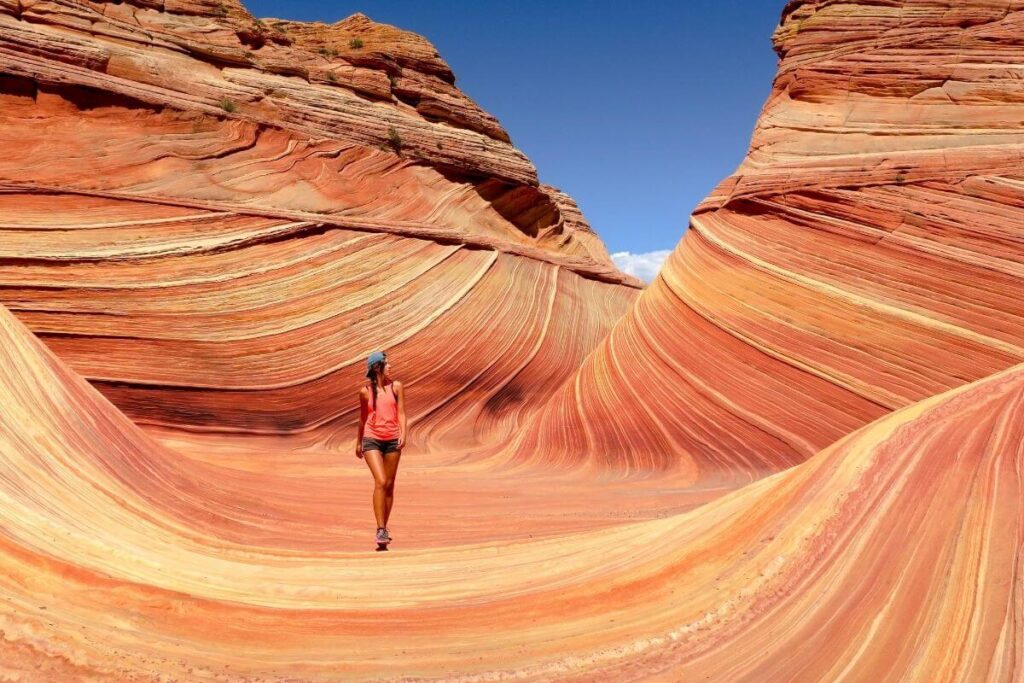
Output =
[
  {"x1": 1, "y1": 1, "x2": 1023, "y2": 681},
  {"x1": 0, "y1": 0, "x2": 640, "y2": 447},
  {"x1": 511, "y1": 0, "x2": 1024, "y2": 483},
  {"x1": 1, "y1": 300, "x2": 1021, "y2": 681}
]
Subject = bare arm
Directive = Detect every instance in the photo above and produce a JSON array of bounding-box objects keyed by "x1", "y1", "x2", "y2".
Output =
[
  {"x1": 356, "y1": 386, "x2": 369, "y2": 458},
  {"x1": 396, "y1": 381, "x2": 408, "y2": 449}
]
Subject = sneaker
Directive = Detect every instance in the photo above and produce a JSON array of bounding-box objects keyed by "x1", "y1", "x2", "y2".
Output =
[
  {"x1": 375, "y1": 527, "x2": 390, "y2": 545},
  {"x1": 383, "y1": 527, "x2": 393, "y2": 542}
]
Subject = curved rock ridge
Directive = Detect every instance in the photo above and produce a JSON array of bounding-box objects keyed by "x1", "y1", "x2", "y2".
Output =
[
  {"x1": 0, "y1": 301, "x2": 1020, "y2": 681},
  {"x1": 511, "y1": 0, "x2": 1024, "y2": 477},
  {"x1": 0, "y1": 0, "x2": 522, "y2": 180},
  {"x1": 0, "y1": 0, "x2": 640, "y2": 438},
  {"x1": 0, "y1": 0, "x2": 628, "y2": 268},
  {"x1": 2, "y1": 1, "x2": 1023, "y2": 680}
]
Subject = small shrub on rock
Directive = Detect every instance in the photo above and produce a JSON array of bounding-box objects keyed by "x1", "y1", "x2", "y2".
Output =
[{"x1": 387, "y1": 126, "x2": 403, "y2": 152}]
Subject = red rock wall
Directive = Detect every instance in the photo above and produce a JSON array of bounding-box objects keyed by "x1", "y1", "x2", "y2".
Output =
[
  {"x1": 1, "y1": 2, "x2": 1022, "y2": 679},
  {"x1": 511, "y1": 0, "x2": 1024, "y2": 482},
  {"x1": 0, "y1": 293, "x2": 1020, "y2": 680},
  {"x1": 0, "y1": 0, "x2": 640, "y2": 447}
]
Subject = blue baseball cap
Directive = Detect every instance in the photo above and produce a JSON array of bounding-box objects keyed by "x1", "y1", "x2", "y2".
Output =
[{"x1": 365, "y1": 351, "x2": 387, "y2": 378}]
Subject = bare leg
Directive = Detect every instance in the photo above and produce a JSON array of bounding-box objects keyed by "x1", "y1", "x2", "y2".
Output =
[
  {"x1": 382, "y1": 449, "x2": 402, "y2": 527},
  {"x1": 363, "y1": 450, "x2": 387, "y2": 529}
]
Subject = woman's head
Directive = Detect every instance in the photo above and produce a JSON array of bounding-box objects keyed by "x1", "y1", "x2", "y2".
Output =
[{"x1": 365, "y1": 351, "x2": 390, "y2": 383}]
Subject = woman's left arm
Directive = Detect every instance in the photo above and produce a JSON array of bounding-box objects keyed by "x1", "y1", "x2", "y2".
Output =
[{"x1": 396, "y1": 381, "x2": 408, "y2": 449}]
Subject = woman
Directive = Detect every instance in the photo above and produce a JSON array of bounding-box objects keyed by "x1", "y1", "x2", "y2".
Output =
[{"x1": 356, "y1": 350, "x2": 406, "y2": 548}]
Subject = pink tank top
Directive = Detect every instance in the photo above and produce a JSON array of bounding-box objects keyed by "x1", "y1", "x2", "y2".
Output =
[{"x1": 365, "y1": 382, "x2": 400, "y2": 440}]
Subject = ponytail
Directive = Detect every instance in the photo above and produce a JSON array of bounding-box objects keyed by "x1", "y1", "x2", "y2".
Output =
[{"x1": 368, "y1": 361, "x2": 386, "y2": 410}]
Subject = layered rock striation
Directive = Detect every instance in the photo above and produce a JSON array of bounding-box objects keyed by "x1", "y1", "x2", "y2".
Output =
[
  {"x1": 0, "y1": 299, "x2": 1020, "y2": 680},
  {"x1": 511, "y1": 0, "x2": 1024, "y2": 483},
  {"x1": 1, "y1": 0, "x2": 1023, "y2": 681},
  {"x1": 0, "y1": 0, "x2": 640, "y2": 446}
]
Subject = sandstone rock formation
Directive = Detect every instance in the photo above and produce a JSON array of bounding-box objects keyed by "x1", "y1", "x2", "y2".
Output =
[
  {"x1": 0, "y1": 298, "x2": 1020, "y2": 681},
  {"x1": 0, "y1": 0, "x2": 640, "y2": 448},
  {"x1": 0, "y1": 0, "x2": 1023, "y2": 681},
  {"x1": 511, "y1": 0, "x2": 1024, "y2": 483}
]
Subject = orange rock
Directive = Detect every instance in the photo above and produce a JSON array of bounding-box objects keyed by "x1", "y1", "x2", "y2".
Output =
[
  {"x1": 0, "y1": 292, "x2": 1020, "y2": 680},
  {"x1": 0, "y1": 1, "x2": 1023, "y2": 680},
  {"x1": 513, "y1": 0, "x2": 1024, "y2": 481},
  {"x1": 0, "y1": 0, "x2": 640, "y2": 443}
]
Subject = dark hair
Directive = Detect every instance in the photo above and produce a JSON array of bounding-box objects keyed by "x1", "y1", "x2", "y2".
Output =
[{"x1": 369, "y1": 360, "x2": 386, "y2": 410}]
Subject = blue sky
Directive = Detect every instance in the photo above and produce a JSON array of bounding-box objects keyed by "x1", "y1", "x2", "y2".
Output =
[{"x1": 244, "y1": 1, "x2": 784, "y2": 274}]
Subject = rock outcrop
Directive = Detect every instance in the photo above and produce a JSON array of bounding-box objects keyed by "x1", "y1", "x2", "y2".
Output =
[
  {"x1": 511, "y1": 0, "x2": 1024, "y2": 483},
  {"x1": 0, "y1": 295, "x2": 1020, "y2": 681},
  {"x1": 1, "y1": 0, "x2": 1023, "y2": 681},
  {"x1": 0, "y1": 0, "x2": 640, "y2": 446}
]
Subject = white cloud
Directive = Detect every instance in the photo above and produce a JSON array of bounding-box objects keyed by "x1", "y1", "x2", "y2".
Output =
[{"x1": 610, "y1": 249, "x2": 672, "y2": 284}]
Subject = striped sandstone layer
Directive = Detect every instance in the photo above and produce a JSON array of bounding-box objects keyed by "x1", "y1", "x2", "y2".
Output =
[
  {"x1": 0, "y1": 299, "x2": 1020, "y2": 680},
  {"x1": 509, "y1": 0, "x2": 1024, "y2": 484},
  {"x1": 0, "y1": 0, "x2": 1023, "y2": 680},
  {"x1": 0, "y1": 0, "x2": 639, "y2": 449}
]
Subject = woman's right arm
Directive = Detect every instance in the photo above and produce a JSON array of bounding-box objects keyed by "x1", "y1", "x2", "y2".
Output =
[{"x1": 356, "y1": 387, "x2": 369, "y2": 459}]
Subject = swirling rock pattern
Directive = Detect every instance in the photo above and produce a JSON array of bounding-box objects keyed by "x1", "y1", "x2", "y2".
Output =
[
  {"x1": 512, "y1": 0, "x2": 1024, "y2": 482},
  {"x1": 0, "y1": 0, "x2": 1023, "y2": 681},
  {"x1": 0, "y1": 297, "x2": 1021, "y2": 681},
  {"x1": 0, "y1": 0, "x2": 640, "y2": 445}
]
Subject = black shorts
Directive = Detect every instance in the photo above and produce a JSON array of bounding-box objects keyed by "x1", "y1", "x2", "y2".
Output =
[{"x1": 362, "y1": 437, "x2": 401, "y2": 454}]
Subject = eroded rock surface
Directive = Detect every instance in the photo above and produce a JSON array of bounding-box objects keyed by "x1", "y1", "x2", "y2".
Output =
[
  {"x1": 0, "y1": 0, "x2": 640, "y2": 446},
  {"x1": 0, "y1": 293, "x2": 1020, "y2": 681},
  {"x1": 513, "y1": 0, "x2": 1024, "y2": 484},
  {"x1": 0, "y1": 1, "x2": 1022, "y2": 681}
]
